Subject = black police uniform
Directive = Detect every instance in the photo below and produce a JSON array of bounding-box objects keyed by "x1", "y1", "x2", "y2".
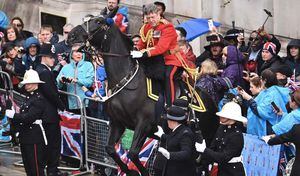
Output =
[
  {"x1": 161, "y1": 125, "x2": 197, "y2": 176},
  {"x1": 12, "y1": 91, "x2": 46, "y2": 176},
  {"x1": 36, "y1": 63, "x2": 65, "y2": 175},
  {"x1": 202, "y1": 123, "x2": 245, "y2": 176}
]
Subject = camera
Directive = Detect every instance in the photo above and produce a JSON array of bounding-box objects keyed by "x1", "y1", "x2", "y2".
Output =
[
  {"x1": 53, "y1": 52, "x2": 69, "y2": 73},
  {"x1": 61, "y1": 76, "x2": 72, "y2": 83},
  {"x1": 206, "y1": 34, "x2": 218, "y2": 42},
  {"x1": 17, "y1": 47, "x2": 26, "y2": 54}
]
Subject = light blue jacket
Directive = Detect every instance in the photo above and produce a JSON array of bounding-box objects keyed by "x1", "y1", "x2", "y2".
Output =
[
  {"x1": 57, "y1": 54, "x2": 94, "y2": 110},
  {"x1": 272, "y1": 108, "x2": 300, "y2": 135},
  {"x1": 246, "y1": 86, "x2": 290, "y2": 137}
]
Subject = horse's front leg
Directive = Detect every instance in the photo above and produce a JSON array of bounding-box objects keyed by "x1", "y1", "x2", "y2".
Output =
[
  {"x1": 105, "y1": 122, "x2": 129, "y2": 173},
  {"x1": 128, "y1": 120, "x2": 154, "y2": 176}
]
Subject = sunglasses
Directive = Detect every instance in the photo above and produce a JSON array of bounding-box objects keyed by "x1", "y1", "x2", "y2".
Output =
[
  {"x1": 64, "y1": 31, "x2": 70, "y2": 34},
  {"x1": 13, "y1": 23, "x2": 22, "y2": 27},
  {"x1": 249, "y1": 37, "x2": 260, "y2": 42}
]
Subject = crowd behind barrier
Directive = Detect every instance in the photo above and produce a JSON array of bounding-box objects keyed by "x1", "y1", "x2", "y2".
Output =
[{"x1": 0, "y1": 1, "x2": 300, "y2": 175}]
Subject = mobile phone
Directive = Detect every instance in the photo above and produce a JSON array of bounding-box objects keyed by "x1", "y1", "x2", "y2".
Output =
[
  {"x1": 207, "y1": 19, "x2": 214, "y2": 31},
  {"x1": 271, "y1": 102, "x2": 280, "y2": 112},
  {"x1": 237, "y1": 85, "x2": 243, "y2": 91},
  {"x1": 62, "y1": 76, "x2": 72, "y2": 83},
  {"x1": 206, "y1": 35, "x2": 218, "y2": 42}
]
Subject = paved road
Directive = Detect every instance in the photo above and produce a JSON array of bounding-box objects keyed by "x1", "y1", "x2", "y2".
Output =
[
  {"x1": 0, "y1": 143, "x2": 116, "y2": 176},
  {"x1": 0, "y1": 149, "x2": 26, "y2": 176}
]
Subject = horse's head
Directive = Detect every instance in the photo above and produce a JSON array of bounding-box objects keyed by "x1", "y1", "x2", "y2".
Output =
[{"x1": 67, "y1": 15, "x2": 114, "y2": 49}]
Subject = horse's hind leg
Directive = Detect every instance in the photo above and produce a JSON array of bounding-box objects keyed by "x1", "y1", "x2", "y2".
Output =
[
  {"x1": 105, "y1": 122, "x2": 130, "y2": 174},
  {"x1": 128, "y1": 122, "x2": 153, "y2": 176}
]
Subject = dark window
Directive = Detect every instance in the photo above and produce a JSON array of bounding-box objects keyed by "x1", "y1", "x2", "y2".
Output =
[{"x1": 41, "y1": 12, "x2": 66, "y2": 35}]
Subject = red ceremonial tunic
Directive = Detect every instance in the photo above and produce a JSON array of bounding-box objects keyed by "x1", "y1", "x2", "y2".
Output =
[{"x1": 137, "y1": 20, "x2": 185, "y2": 67}]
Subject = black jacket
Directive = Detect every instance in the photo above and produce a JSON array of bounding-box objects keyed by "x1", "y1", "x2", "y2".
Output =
[
  {"x1": 35, "y1": 64, "x2": 65, "y2": 123},
  {"x1": 196, "y1": 50, "x2": 223, "y2": 69},
  {"x1": 259, "y1": 55, "x2": 289, "y2": 75},
  {"x1": 161, "y1": 125, "x2": 196, "y2": 176},
  {"x1": 12, "y1": 91, "x2": 45, "y2": 144},
  {"x1": 250, "y1": 34, "x2": 281, "y2": 74},
  {"x1": 203, "y1": 123, "x2": 245, "y2": 176},
  {"x1": 268, "y1": 124, "x2": 300, "y2": 176}
]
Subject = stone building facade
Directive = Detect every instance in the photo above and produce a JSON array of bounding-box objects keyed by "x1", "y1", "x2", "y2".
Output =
[{"x1": 1, "y1": 0, "x2": 299, "y2": 55}]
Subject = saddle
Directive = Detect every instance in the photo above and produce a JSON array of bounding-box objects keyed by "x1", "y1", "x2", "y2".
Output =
[{"x1": 146, "y1": 77, "x2": 206, "y2": 113}]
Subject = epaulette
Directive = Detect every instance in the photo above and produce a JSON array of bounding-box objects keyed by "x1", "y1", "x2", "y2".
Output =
[
  {"x1": 183, "y1": 129, "x2": 190, "y2": 134},
  {"x1": 159, "y1": 18, "x2": 170, "y2": 25}
]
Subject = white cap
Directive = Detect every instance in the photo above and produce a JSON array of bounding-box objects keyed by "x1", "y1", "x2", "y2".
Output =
[
  {"x1": 216, "y1": 102, "x2": 247, "y2": 123},
  {"x1": 19, "y1": 69, "x2": 45, "y2": 86}
]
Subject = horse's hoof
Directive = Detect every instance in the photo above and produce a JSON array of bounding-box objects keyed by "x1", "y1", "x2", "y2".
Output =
[{"x1": 127, "y1": 170, "x2": 140, "y2": 176}]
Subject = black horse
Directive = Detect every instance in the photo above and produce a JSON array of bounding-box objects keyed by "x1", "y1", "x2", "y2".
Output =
[{"x1": 67, "y1": 15, "x2": 218, "y2": 176}]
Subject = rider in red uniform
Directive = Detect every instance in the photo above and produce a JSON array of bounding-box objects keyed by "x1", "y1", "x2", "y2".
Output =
[{"x1": 135, "y1": 4, "x2": 186, "y2": 107}]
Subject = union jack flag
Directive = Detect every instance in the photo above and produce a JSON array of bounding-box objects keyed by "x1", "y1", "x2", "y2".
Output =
[
  {"x1": 59, "y1": 111, "x2": 82, "y2": 159},
  {"x1": 116, "y1": 137, "x2": 158, "y2": 176}
]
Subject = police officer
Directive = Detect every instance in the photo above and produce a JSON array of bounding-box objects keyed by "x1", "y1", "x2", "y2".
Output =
[
  {"x1": 5, "y1": 69, "x2": 47, "y2": 176},
  {"x1": 195, "y1": 102, "x2": 247, "y2": 176},
  {"x1": 154, "y1": 106, "x2": 197, "y2": 176},
  {"x1": 35, "y1": 43, "x2": 66, "y2": 176}
]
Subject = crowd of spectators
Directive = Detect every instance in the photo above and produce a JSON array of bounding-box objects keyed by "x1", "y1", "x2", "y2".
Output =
[{"x1": 0, "y1": 0, "x2": 300, "y2": 175}]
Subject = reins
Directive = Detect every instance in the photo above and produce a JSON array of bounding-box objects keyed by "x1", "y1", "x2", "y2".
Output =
[{"x1": 79, "y1": 17, "x2": 138, "y2": 102}]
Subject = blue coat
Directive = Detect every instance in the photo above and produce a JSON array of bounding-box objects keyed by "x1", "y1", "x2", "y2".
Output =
[
  {"x1": 56, "y1": 55, "x2": 94, "y2": 110},
  {"x1": 246, "y1": 86, "x2": 290, "y2": 137},
  {"x1": 272, "y1": 108, "x2": 300, "y2": 135}
]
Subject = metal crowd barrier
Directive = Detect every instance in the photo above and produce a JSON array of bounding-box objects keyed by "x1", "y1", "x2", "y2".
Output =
[
  {"x1": 0, "y1": 71, "x2": 22, "y2": 155},
  {"x1": 0, "y1": 70, "x2": 13, "y2": 93},
  {"x1": 57, "y1": 90, "x2": 89, "y2": 174},
  {"x1": 8, "y1": 90, "x2": 89, "y2": 175},
  {"x1": 83, "y1": 97, "x2": 117, "y2": 173},
  {"x1": 82, "y1": 97, "x2": 157, "y2": 175},
  {"x1": 0, "y1": 70, "x2": 89, "y2": 175}
]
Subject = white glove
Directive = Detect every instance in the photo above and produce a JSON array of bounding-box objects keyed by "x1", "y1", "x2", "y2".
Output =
[
  {"x1": 261, "y1": 135, "x2": 271, "y2": 144},
  {"x1": 154, "y1": 126, "x2": 164, "y2": 138},
  {"x1": 158, "y1": 147, "x2": 170, "y2": 160},
  {"x1": 195, "y1": 140, "x2": 206, "y2": 153},
  {"x1": 5, "y1": 108, "x2": 15, "y2": 119},
  {"x1": 130, "y1": 51, "x2": 143, "y2": 58}
]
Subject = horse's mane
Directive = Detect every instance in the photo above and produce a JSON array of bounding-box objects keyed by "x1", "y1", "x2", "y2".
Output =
[{"x1": 110, "y1": 24, "x2": 133, "y2": 52}]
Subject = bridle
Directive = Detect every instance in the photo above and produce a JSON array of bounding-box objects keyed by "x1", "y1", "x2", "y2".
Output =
[
  {"x1": 79, "y1": 16, "x2": 131, "y2": 58},
  {"x1": 77, "y1": 16, "x2": 139, "y2": 102}
]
